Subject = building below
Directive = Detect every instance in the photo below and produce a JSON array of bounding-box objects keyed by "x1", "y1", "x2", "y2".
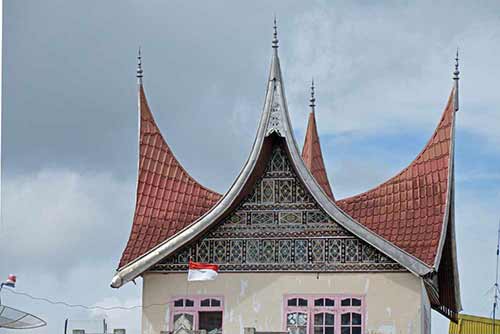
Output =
[
  {"x1": 449, "y1": 314, "x2": 500, "y2": 334},
  {"x1": 111, "y1": 22, "x2": 462, "y2": 334}
]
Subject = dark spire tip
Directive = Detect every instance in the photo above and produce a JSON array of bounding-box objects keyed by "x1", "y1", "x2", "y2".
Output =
[
  {"x1": 453, "y1": 47, "x2": 460, "y2": 80},
  {"x1": 272, "y1": 16, "x2": 279, "y2": 49},
  {"x1": 309, "y1": 78, "x2": 316, "y2": 109},
  {"x1": 137, "y1": 46, "x2": 144, "y2": 79}
]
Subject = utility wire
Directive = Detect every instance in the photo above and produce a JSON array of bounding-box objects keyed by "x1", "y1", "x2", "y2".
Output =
[{"x1": 3, "y1": 289, "x2": 171, "y2": 312}]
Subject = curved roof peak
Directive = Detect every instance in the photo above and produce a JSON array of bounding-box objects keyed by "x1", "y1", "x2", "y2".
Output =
[
  {"x1": 118, "y1": 83, "x2": 221, "y2": 268},
  {"x1": 337, "y1": 87, "x2": 457, "y2": 266},
  {"x1": 301, "y1": 86, "x2": 335, "y2": 200}
]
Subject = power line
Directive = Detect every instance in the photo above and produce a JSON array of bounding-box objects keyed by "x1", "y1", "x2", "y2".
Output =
[{"x1": 3, "y1": 289, "x2": 171, "y2": 312}]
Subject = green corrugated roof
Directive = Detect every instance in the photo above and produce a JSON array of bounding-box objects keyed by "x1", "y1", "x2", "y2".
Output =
[{"x1": 449, "y1": 314, "x2": 500, "y2": 334}]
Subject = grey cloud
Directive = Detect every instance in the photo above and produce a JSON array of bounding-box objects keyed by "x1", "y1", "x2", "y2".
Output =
[
  {"x1": 1, "y1": 170, "x2": 134, "y2": 273},
  {"x1": 285, "y1": 1, "x2": 500, "y2": 144}
]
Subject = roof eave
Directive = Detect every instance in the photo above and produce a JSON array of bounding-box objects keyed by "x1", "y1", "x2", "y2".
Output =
[
  {"x1": 431, "y1": 86, "x2": 462, "y2": 314},
  {"x1": 433, "y1": 97, "x2": 457, "y2": 270}
]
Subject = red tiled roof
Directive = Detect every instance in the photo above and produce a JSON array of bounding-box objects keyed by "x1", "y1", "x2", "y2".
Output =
[
  {"x1": 120, "y1": 84, "x2": 455, "y2": 269},
  {"x1": 336, "y1": 89, "x2": 456, "y2": 266},
  {"x1": 118, "y1": 85, "x2": 222, "y2": 268},
  {"x1": 302, "y1": 111, "x2": 335, "y2": 200}
]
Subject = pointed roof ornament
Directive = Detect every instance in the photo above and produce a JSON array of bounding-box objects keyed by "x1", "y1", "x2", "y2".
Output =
[
  {"x1": 137, "y1": 47, "x2": 144, "y2": 84},
  {"x1": 309, "y1": 78, "x2": 316, "y2": 111},
  {"x1": 272, "y1": 15, "x2": 279, "y2": 49},
  {"x1": 453, "y1": 48, "x2": 459, "y2": 112},
  {"x1": 453, "y1": 48, "x2": 460, "y2": 80}
]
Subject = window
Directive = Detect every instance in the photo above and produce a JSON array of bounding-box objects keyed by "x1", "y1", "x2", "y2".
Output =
[
  {"x1": 314, "y1": 312, "x2": 335, "y2": 334},
  {"x1": 314, "y1": 298, "x2": 335, "y2": 307},
  {"x1": 341, "y1": 313, "x2": 362, "y2": 334},
  {"x1": 171, "y1": 296, "x2": 223, "y2": 333},
  {"x1": 284, "y1": 295, "x2": 364, "y2": 334},
  {"x1": 174, "y1": 298, "x2": 194, "y2": 307},
  {"x1": 286, "y1": 312, "x2": 308, "y2": 334},
  {"x1": 173, "y1": 313, "x2": 194, "y2": 334},
  {"x1": 340, "y1": 298, "x2": 361, "y2": 307},
  {"x1": 201, "y1": 298, "x2": 221, "y2": 307},
  {"x1": 288, "y1": 298, "x2": 308, "y2": 307}
]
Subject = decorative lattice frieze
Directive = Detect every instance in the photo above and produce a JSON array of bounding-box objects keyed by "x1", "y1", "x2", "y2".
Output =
[{"x1": 156, "y1": 144, "x2": 402, "y2": 273}]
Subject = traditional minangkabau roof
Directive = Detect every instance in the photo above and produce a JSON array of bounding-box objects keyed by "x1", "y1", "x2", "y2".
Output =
[
  {"x1": 301, "y1": 81, "x2": 335, "y2": 200},
  {"x1": 112, "y1": 25, "x2": 461, "y2": 322},
  {"x1": 113, "y1": 23, "x2": 434, "y2": 289},
  {"x1": 118, "y1": 53, "x2": 221, "y2": 268}
]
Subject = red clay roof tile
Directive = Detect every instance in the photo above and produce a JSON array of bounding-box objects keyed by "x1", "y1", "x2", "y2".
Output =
[
  {"x1": 336, "y1": 90, "x2": 455, "y2": 266},
  {"x1": 118, "y1": 86, "x2": 222, "y2": 268}
]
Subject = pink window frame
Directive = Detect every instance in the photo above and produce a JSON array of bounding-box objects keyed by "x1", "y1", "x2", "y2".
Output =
[
  {"x1": 283, "y1": 294, "x2": 366, "y2": 334},
  {"x1": 170, "y1": 295, "x2": 224, "y2": 332}
]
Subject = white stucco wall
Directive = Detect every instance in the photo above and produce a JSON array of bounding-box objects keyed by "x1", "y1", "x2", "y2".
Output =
[{"x1": 141, "y1": 272, "x2": 426, "y2": 334}]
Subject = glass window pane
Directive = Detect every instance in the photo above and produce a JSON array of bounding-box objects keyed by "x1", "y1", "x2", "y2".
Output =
[
  {"x1": 185, "y1": 299, "x2": 194, "y2": 307},
  {"x1": 341, "y1": 327, "x2": 350, "y2": 334},
  {"x1": 325, "y1": 298, "x2": 335, "y2": 307},
  {"x1": 352, "y1": 313, "x2": 362, "y2": 325},
  {"x1": 297, "y1": 313, "x2": 308, "y2": 326},
  {"x1": 352, "y1": 327, "x2": 361, "y2": 334},
  {"x1": 314, "y1": 313, "x2": 324, "y2": 325},
  {"x1": 173, "y1": 313, "x2": 194, "y2": 333},
  {"x1": 314, "y1": 327, "x2": 323, "y2": 334},
  {"x1": 352, "y1": 298, "x2": 362, "y2": 307},
  {"x1": 298, "y1": 298, "x2": 308, "y2": 307},
  {"x1": 198, "y1": 311, "x2": 223, "y2": 333},
  {"x1": 341, "y1": 298, "x2": 351, "y2": 306},
  {"x1": 287, "y1": 313, "x2": 307, "y2": 334},
  {"x1": 201, "y1": 298, "x2": 210, "y2": 307},
  {"x1": 341, "y1": 313, "x2": 350, "y2": 325},
  {"x1": 315, "y1": 298, "x2": 324, "y2": 306},
  {"x1": 325, "y1": 313, "x2": 335, "y2": 326},
  {"x1": 288, "y1": 298, "x2": 298, "y2": 307},
  {"x1": 325, "y1": 327, "x2": 334, "y2": 334},
  {"x1": 211, "y1": 299, "x2": 221, "y2": 307},
  {"x1": 174, "y1": 299, "x2": 184, "y2": 307},
  {"x1": 287, "y1": 313, "x2": 298, "y2": 326}
]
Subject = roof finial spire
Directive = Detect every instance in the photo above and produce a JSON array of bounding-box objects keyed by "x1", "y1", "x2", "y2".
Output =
[
  {"x1": 453, "y1": 48, "x2": 459, "y2": 112},
  {"x1": 272, "y1": 15, "x2": 279, "y2": 49},
  {"x1": 309, "y1": 78, "x2": 316, "y2": 111},
  {"x1": 137, "y1": 47, "x2": 143, "y2": 83},
  {"x1": 453, "y1": 48, "x2": 460, "y2": 81}
]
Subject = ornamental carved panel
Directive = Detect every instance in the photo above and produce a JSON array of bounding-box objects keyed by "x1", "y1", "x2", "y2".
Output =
[{"x1": 153, "y1": 144, "x2": 403, "y2": 272}]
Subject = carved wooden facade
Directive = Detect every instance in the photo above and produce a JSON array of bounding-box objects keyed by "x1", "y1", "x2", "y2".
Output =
[{"x1": 153, "y1": 144, "x2": 402, "y2": 273}]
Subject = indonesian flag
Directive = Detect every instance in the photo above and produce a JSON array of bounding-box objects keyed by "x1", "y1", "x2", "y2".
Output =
[
  {"x1": 3, "y1": 274, "x2": 16, "y2": 288},
  {"x1": 188, "y1": 260, "x2": 219, "y2": 281}
]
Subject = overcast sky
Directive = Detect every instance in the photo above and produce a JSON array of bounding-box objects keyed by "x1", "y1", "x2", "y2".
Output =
[{"x1": 1, "y1": 1, "x2": 499, "y2": 334}]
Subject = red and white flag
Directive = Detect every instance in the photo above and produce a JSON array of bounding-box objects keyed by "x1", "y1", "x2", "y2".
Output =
[
  {"x1": 188, "y1": 260, "x2": 219, "y2": 281},
  {"x1": 2, "y1": 274, "x2": 16, "y2": 288}
]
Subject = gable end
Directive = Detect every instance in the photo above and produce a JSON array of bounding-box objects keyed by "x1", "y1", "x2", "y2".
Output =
[{"x1": 153, "y1": 140, "x2": 403, "y2": 273}]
